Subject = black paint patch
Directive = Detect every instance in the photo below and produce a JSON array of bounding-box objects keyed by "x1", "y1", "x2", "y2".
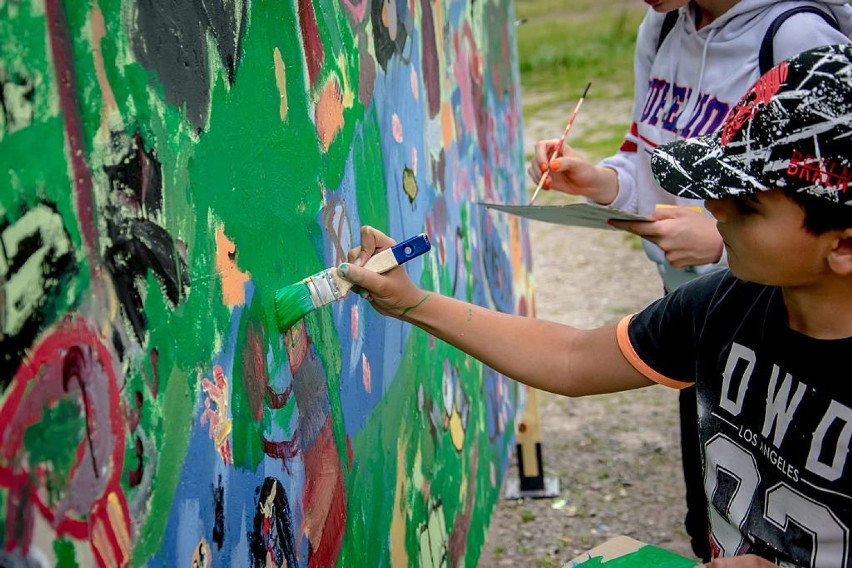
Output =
[
  {"x1": 102, "y1": 131, "x2": 189, "y2": 343},
  {"x1": 130, "y1": 0, "x2": 247, "y2": 130},
  {"x1": 0, "y1": 201, "x2": 77, "y2": 390},
  {"x1": 213, "y1": 474, "x2": 225, "y2": 549},
  {"x1": 371, "y1": 0, "x2": 408, "y2": 71},
  {"x1": 249, "y1": 477, "x2": 297, "y2": 568}
]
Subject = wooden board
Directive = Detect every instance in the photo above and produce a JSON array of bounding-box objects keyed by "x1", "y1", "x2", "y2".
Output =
[{"x1": 564, "y1": 536, "x2": 698, "y2": 567}]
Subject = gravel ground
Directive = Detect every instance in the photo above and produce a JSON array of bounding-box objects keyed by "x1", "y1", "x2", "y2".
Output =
[{"x1": 477, "y1": 100, "x2": 698, "y2": 567}]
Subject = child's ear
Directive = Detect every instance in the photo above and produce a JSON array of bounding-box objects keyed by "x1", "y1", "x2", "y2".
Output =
[{"x1": 827, "y1": 228, "x2": 852, "y2": 276}]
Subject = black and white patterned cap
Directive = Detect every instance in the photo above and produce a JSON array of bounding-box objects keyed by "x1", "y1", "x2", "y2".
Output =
[{"x1": 651, "y1": 44, "x2": 852, "y2": 206}]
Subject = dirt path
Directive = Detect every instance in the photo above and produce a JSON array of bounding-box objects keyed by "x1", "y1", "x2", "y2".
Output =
[{"x1": 478, "y1": 101, "x2": 697, "y2": 566}]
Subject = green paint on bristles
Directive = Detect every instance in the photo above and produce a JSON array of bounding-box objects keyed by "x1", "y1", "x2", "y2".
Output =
[{"x1": 274, "y1": 281, "x2": 316, "y2": 332}]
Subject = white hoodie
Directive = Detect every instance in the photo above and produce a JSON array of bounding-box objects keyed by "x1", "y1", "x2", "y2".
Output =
[{"x1": 599, "y1": 0, "x2": 852, "y2": 291}]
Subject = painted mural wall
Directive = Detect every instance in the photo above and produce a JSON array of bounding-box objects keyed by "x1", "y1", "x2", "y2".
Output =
[{"x1": 0, "y1": 0, "x2": 533, "y2": 565}]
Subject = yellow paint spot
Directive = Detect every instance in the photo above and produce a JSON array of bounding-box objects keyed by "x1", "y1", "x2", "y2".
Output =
[
  {"x1": 215, "y1": 227, "x2": 250, "y2": 306},
  {"x1": 337, "y1": 54, "x2": 355, "y2": 108},
  {"x1": 107, "y1": 492, "x2": 132, "y2": 558},
  {"x1": 315, "y1": 76, "x2": 345, "y2": 151},
  {"x1": 402, "y1": 167, "x2": 418, "y2": 203},
  {"x1": 449, "y1": 407, "x2": 465, "y2": 451},
  {"x1": 273, "y1": 47, "x2": 288, "y2": 121},
  {"x1": 390, "y1": 435, "x2": 410, "y2": 567}
]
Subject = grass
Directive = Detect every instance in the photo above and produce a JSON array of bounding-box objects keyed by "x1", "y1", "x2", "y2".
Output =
[
  {"x1": 516, "y1": 1, "x2": 646, "y2": 162},
  {"x1": 516, "y1": 1, "x2": 646, "y2": 104}
]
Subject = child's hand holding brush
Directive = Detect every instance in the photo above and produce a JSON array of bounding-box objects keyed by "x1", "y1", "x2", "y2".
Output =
[
  {"x1": 339, "y1": 226, "x2": 431, "y2": 319},
  {"x1": 527, "y1": 141, "x2": 620, "y2": 205}
]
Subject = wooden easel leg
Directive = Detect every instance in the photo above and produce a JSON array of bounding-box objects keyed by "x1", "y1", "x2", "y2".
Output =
[{"x1": 505, "y1": 388, "x2": 560, "y2": 499}]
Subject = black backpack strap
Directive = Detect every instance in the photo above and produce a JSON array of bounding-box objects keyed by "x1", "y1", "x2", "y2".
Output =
[
  {"x1": 758, "y1": 6, "x2": 840, "y2": 75},
  {"x1": 656, "y1": 10, "x2": 679, "y2": 52}
]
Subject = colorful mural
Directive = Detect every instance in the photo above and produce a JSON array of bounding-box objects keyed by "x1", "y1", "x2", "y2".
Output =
[{"x1": 0, "y1": 0, "x2": 532, "y2": 565}]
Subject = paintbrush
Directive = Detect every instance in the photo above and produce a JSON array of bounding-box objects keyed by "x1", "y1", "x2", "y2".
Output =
[
  {"x1": 274, "y1": 233, "x2": 431, "y2": 332},
  {"x1": 529, "y1": 81, "x2": 592, "y2": 205}
]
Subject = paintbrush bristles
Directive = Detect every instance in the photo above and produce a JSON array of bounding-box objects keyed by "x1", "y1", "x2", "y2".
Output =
[
  {"x1": 273, "y1": 268, "x2": 356, "y2": 332},
  {"x1": 273, "y1": 246, "x2": 407, "y2": 332},
  {"x1": 273, "y1": 281, "x2": 317, "y2": 332}
]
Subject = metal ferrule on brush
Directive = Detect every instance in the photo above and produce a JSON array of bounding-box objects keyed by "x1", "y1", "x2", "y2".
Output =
[{"x1": 304, "y1": 269, "x2": 342, "y2": 308}]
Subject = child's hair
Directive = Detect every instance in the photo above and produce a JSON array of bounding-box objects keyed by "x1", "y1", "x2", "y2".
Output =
[{"x1": 784, "y1": 188, "x2": 852, "y2": 235}]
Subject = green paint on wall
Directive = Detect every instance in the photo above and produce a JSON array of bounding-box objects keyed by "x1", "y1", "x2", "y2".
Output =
[
  {"x1": 131, "y1": 364, "x2": 194, "y2": 566},
  {"x1": 353, "y1": 107, "x2": 390, "y2": 232},
  {"x1": 23, "y1": 400, "x2": 85, "y2": 503},
  {"x1": 340, "y1": 313, "x2": 500, "y2": 566},
  {"x1": 54, "y1": 538, "x2": 79, "y2": 568},
  {"x1": 1, "y1": 0, "x2": 530, "y2": 564},
  {"x1": 231, "y1": 294, "x2": 271, "y2": 471}
]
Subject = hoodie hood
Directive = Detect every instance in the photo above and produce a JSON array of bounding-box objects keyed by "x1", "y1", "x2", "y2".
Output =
[{"x1": 687, "y1": 0, "x2": 852, "y2": 39}]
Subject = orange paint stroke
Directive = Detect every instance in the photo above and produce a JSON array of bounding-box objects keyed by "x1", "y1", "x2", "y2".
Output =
[
  {"x1": 285, "y1": 322, "x2": 309, "y2": 372},
  {"x1": 441, "y1": 101, "x2": 454, "y2": 149},
  {"x1": 106, "y1": 492, "x2": 132, "y2": 559},
  {"x1": 315, "y1": 77, "x2": 345, "y2": 151},
  {"x1": 215, "y1": 227, "x2": 250, "y2": 306},
  {"x1": 509, "y1": 215, "x2": 523, "y2": 283},
  {"x1": 90, "y1": 6, "x2": 118, "y2": 115}
]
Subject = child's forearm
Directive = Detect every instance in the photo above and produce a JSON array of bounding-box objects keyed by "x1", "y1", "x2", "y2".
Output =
[{"x1": 396, "y1": 293, "x2": 647, "y2": 396}]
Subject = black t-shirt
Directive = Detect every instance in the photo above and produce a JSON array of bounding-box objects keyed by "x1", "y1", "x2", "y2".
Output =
[{"x1": 622, "y1": 270, "x2": 852, "y2": 566}]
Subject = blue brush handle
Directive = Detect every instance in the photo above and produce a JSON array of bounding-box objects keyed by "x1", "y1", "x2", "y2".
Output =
[{"x1": 390, "y1": 233, "x2": 431, "y2": 265}]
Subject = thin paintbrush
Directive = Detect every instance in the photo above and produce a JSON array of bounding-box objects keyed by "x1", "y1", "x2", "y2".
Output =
[
  {"x1": 274, "y1": 233, "x2": 431, "y2": 332},
  {"x1": 529, "y1": 81, "x2": 592, "y2": 205}
]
